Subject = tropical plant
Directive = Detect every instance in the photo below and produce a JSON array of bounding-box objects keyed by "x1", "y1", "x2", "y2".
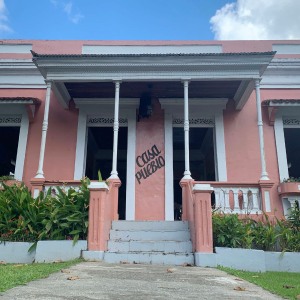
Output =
[
  {"x1": 277, "y1": 203, "x2": 300, "y2": 252},
  {"x1": 212, "y1": 213, "x2": 254, "y2": 249},
  {"x1": 0, "y1": 183, "x2": 45, "y2": 242},
  {"x1": 38, "y1": 179, "x2": 90, "y2": 243},
  {"x1": 0, "y1": 179, "x2": 90, "y2": 245},
  {"x1": 250, "y1": 214, "x2": 279, "y2": 251}
]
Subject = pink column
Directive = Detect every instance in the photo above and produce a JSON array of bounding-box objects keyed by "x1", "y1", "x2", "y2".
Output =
[
  {"x1": 259, "y1": 180, "x2": 274, "y2": 215},
  {"x1": 107, "y1": 177, "x2": 121, "y2": 220},
  {"x1": 30, "y1": 178, "x2": 45, "y2": 197},
  {"x1": 87, "y1": 182, "x2": 109, "y2": 251},
  {"x1": 193, "y1": 184, "x2": 214, "y2": 253}
]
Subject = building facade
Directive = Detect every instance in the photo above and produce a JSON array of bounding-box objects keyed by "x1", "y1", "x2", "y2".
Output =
[{"x1": 1, "y1": 40, "x2": 300, "y2": 261}]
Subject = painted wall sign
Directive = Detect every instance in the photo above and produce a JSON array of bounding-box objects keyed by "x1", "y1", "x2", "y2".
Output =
[{"x1": 135, "y1": 144, "x2": 165, "y2": 184}]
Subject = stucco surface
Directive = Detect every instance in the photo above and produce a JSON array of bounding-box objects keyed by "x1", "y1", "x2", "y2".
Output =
[
  {"x1": 135, "y1": 99, "x2": 165, "y2": 220},
  {"x1": 0, "y1": 262, "x2": 283, "y2": 300}
]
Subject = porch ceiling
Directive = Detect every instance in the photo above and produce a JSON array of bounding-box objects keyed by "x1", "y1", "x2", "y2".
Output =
[
  {"x1": 64, "y1": 81, "x2": 241, "y2": 99},
  {"x1": 31, "y1": 50, "x2": 275, "y2": 110}
]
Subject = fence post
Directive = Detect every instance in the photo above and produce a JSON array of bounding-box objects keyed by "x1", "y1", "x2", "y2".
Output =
[
  {"x1": 30, "y1": 178, "x2": 45, "y2": 197},
  {"x1": 193, "y1": 184, "x2": 214, "y2": 253},
  {"x1": 87, "y1": 181, "x2": 109, "y2": 251}
]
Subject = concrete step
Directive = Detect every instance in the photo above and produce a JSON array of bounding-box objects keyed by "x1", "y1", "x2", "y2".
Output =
[
  {"x1": 112, "y1": 221, "x2": 189, "y2": 231},
  {"x1": 104, "y1": 252, "x2": 194, "y2": 266},
  {"x1": 109, "y1": 230, "x2": 190, "y2": 242},
  {"x1": 107, "y1": 240, "x2": 193, "y2": 253}
]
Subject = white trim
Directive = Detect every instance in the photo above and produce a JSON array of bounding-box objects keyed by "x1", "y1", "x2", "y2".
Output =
[
  {"x1": 74, "y1": 109, "x2": 88, "y2": 180},
  {"x1": 274, "y1": 111, "x2": 300, "y2": 182},
  {"x1": 261, "y1": 58, "x2": 300, "y2": 88},
  {"x1": 110, "y1": 82, "x2": 121, "y2": 179},
  {"x1": 159, "y1": 98, "x2": 228, "y2": 182},
  {"x1": 52, "y1": 82, "x2": 70, "y2": 109},
  {"x1": 0, "y1": 44, "x2": 32, "y2": 53},
  {"x1": 74, "y1": 98, "x2": 139, "y2": 220},
  {"x1": 126, "y1": 110, "x2": 136, "y2": 220},
  {"x1": 264, "y1": 191, "x2": 271, "y2": 213},
  {"x1": 255, "y1": 80, "x2": 269, "y2": 180},
  {"x1": 82, "y1": 45, "x2": 223, "y2": 55},
  {"x1": 14, "y1": 109, "x2": 29, "y2": 181},
  {"x1": 214, "y1": 111, "x2": 227, "y2": 181},
  {"x1": 0, "y1": 106, "x2": 29, "y2": 181},
  {"x1": 35, "y1": 82, "x2": 52, "y2": 178},
  {"x1": 272, "y1": 44, "x2": 300, "y2": 54},
  {"x1": 183, "y1": 81, "x2": 192, "y2": 179},
  {"x1": 164, "y1": 112, "x2": 174, "y2": 221},
  {"x1": 0, "y1": 59, "x2": 45, "y2": 88}
]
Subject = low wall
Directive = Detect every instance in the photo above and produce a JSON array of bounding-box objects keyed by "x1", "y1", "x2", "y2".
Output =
[
  {"x1": 1, "y1": 242, "x2": 300, "y2": 272},
  {"x1": 195, "y1": 247, "x2": 300, "y2": 273},
  {"x1": 0, "y1": 240, "x2": 87, "y2": 263}
]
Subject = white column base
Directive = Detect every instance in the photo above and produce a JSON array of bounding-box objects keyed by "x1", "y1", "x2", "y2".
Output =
[
  {"x1": 194, "y1": 252, "x2": 216, "y2": 267},
  {"x1": 82, "y1": 250, "x2": 104, "y2": 261}
]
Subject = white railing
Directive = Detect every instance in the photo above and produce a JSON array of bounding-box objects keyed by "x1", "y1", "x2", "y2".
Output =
[
  {"x1": 43, "y1": 180, "x2": 82, "y2": 196},
  {"x1": 212, "y1": 185, "x2": 262, "y2": 214}
]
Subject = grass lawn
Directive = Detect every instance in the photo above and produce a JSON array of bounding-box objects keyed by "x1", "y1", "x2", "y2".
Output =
[
  {"x1": 220, "y1": 267, "x2": 300, "y2": 300},
  {"x1": 0, "y1": 260, "x2": 81, "y2": 292}
]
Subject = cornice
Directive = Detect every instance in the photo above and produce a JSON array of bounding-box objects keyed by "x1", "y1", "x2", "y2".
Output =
[
  {"x1": 0, "y1": 59, "x2": 45, "y2": 88},
  {"x1": 32, "y1": 52, "x2": 275, "y2": 81}
]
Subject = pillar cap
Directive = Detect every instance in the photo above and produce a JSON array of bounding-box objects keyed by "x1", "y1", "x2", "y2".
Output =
[
  {"x1": 193, "y1": 183, "x2": 214, "y2": 192},
  {"x1": 88, "y1": 181, "x2": 109, "y2": 190}
]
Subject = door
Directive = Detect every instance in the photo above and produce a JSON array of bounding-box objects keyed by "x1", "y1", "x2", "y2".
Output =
[{"x1": 85, "y1": 126, "x2": 128, "y2": 220}]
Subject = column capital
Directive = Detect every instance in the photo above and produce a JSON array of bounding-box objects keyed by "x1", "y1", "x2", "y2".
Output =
[
  {"x1": 44, "y1": 80, "x2": 53, "y2": 87},
  {"x1": 113, "y1": 79, "x2": 122, "y2": 85},
  {"x1": 181, "y1": 79, "x2": 191, "y2": 85},
  {"x1": 255, "y1": 78, "x2": 262, "y2": 87}
]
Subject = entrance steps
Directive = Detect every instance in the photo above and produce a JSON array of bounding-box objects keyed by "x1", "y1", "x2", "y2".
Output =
[{"x1": 104, "y1": 221, "x2": 194, "y2": 265}]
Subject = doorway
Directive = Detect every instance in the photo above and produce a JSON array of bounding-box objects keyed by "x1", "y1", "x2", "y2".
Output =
[
  {"x1": 0, "y1": 127, "x2": 20, "y2": 177},
  {"x1": 85, "y1": 126, "x2": 128, "y2": 220},
  {"x1": 173, "y1": 127, "x2": 215, "y2": 220},
  {"x1": 284, "y1": 128, "x2": 300, "y2": 178}
]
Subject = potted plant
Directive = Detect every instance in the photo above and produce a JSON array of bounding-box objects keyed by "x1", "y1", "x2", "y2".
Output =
[{"x1": 278, "y1": 177, "x2": 300, "y2": 195}]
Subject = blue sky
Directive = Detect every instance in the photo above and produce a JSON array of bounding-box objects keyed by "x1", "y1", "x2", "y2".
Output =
[{"x1": 1, "y1": 0, "x2": 300, "y2": 40}]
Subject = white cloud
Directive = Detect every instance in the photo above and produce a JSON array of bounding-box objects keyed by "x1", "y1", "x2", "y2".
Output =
[
  {"x1": 69, "y1": 12, "x2": 84, "y2": 24},
  {"x1": 63, "y1": 2, "x2": 72, "y2": 15},
  {"x1": 51, "y1": 0, "x2": 84, "y2": 24},
  {"x1": 210, "y1": 0, "x2": 300, "y2": 40},
  {"x1": 0, "y1": 0, "x2": 12, "y2": 35}
]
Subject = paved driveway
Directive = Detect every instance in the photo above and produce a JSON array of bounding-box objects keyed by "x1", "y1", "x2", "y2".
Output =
[{"x1": 0, "y1": 262, "x2": 283, "y2": 299}]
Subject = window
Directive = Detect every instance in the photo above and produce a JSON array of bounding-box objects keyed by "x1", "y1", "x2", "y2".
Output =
[
  {"x1": 0, "y1": 111, "x2": 29, "y2": 181},
  {"x1": 0, "y1": 127, "x2": 20, "y2": 177},
  {"x1": 284, "y1": 128, "x2": 300, "y2": 178}
]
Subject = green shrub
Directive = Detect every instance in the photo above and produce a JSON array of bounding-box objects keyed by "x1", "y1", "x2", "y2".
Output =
[
  {"x1": 212, "y1": 209, "x2": 300, "y2": 252},
  {"x1": 250, "y1": 215, "x2": 279, "y2": 251},
  {"x1": 277, "y1": 203, "x2": 300, "y2": 252},
  {"x1": 0, "y1": 183, "x2": 45, "y2": 242},
  {"x1": 38, "y1": 179, "x2": 90, "y2": 243},
  {"x1": 0, "y1": 179, "x2": 90, "y2": 244},
  {"x1": 212, "y1": 213, "x2": 254, "y2": 249}
]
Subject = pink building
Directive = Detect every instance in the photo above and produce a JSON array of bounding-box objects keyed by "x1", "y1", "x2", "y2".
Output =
[{"x1": 1, "y1": 40, "x2": 300, "y2": 264}]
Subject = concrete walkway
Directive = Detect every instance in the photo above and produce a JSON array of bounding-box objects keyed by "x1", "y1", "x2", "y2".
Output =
[{"x1": 1, "y1": 262, "x2": 283, "y2": 300}]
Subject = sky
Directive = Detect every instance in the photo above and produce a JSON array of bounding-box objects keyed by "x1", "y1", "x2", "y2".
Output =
[{"x1": 1, "y1": 0, "x2": 300, "y2": 40}]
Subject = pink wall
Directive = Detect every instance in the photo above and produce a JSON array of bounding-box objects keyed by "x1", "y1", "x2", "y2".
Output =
[
  {"x1": 42, "y1": 97, "x2": 78, "y2": 181},
  {"x1": 0, "y1": 88, "x2": 78, "y2": 186},
  {"x1": 135, "y1": 99, "x2": 165, "y2": 220},
  {"x1": 223, "y1": 88, "x2": 300, "y2": 217},
  {"x1": 0, "y1": 88, "x2": 45, "y2": 186},
  {"x1": 1, "y1": 39, "x2": 300, "y2": 59},
  {"x1": 224, "y1": 94, "x2": 262, "y2": 182},
  {"x1": 260, "y1": 89, "x2": 300, "y2": 217}
]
